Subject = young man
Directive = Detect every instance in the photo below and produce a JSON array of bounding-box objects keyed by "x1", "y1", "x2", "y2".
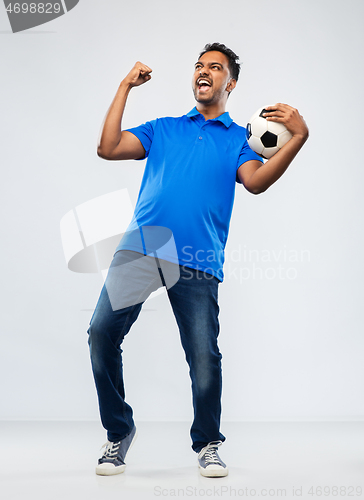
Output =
[{"x1": 88, "y1": 43, "x2": 309, "y2": 478}]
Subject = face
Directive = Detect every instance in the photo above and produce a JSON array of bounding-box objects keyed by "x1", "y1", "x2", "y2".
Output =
[{"x1": 192, "y1": 50, "x2": 236, "y2": 105}]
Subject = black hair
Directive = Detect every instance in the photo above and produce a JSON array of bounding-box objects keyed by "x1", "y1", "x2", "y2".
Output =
[{"x1": 198, "y1": 42, "x2": 241, "y2": 82}]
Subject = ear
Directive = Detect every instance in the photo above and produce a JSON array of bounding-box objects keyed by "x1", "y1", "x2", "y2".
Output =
[{"x1": 226, "y1": 78, "x2": 237, "y2": 93}]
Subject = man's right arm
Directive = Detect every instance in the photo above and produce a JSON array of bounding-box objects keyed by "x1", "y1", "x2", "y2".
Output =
[{"x1": 97, "y1": 62, "x2": 152, "y2": 161}]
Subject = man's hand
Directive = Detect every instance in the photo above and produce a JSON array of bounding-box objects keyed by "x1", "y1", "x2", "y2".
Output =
[
  {"x1": 263, "y1": 103, "x2": 309, "y2": 142},
  {"x1": 122, "y1": 61, "x2": 152, "y2": 88}
]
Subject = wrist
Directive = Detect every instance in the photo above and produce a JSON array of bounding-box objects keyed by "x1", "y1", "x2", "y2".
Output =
[
  {"x1": 292, "y1": 131, "x2": 309, "y2": 145},
  {"x1": 119, "y1": 79, "x2": 133, "y2": 93}
]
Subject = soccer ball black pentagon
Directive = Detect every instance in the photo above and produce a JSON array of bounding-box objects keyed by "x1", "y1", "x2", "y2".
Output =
[{"x1": 246, "y1": 106, "x2": 292, "y2": 159}]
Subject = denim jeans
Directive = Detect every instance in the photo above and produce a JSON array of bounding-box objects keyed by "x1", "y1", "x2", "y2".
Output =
[{"x1": 87, "y1": 250, "x2": 225, "y2": 453}]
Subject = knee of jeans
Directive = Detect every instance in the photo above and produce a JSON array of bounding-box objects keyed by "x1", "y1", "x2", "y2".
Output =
[
  {"x1": 87, "y1": 323, "x2": 112, "y2": 373},
  {"x1": 190, "y1": 351, "x2": 222, "y2": 393}
]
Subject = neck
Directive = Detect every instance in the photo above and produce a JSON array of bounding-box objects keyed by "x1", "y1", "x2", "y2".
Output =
[{"x1": 195, "y1": 101, "x2": 227, "y2": 120}]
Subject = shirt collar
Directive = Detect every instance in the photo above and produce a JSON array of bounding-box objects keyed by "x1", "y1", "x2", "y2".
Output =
[{"x1": 186, "y1": 107, "x2": 233, "y2": 128}]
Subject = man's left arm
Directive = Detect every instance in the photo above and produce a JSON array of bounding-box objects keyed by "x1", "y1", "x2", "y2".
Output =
[{"x1": 237, "y1": 103, "x2": 309, "y2": 194}]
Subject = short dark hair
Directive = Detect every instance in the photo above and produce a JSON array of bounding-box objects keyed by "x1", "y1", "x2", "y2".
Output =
[{"x1": 199, "y1": 42, "x2": 241, "y2": 81}]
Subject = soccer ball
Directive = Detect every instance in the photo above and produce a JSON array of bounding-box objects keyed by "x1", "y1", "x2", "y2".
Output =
[{"x1": 246, "y1": 106, "x2": 292, "y2": 159}]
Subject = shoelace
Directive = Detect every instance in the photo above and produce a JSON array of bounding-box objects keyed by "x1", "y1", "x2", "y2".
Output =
[
  {"x1": 202, "y1": 441, "x2": 222, "y2": 464},
  {"x1": 100, "y1": 440, "x2": 121, "y2": 459}
]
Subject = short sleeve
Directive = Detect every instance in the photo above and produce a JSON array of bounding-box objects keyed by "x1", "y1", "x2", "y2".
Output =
[
  {"x1": 236, "y1": 137, "x2": 264, "y2": 184},
  {"x1": 238, "y1": 138, "x2": 264, "y2": 168},
  {"x1": 126, "y1": 119, "x2": 157, "y2": 160}
]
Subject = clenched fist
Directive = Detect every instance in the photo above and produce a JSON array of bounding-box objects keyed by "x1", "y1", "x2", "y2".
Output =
[{"x1": 122, "y1": 61, "x2": 153, "y2": 88}]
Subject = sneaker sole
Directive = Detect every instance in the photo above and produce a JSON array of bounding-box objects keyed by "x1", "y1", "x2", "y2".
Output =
[
  {"x1": 199, "y1": 465, "x2": 229, "y2": 478},
  {"x1": 96, "y1": 462, "x2": 126, "y2": 476},
  {"x1": 96, "y1": 428, "x2": 138, "y2": 476}
]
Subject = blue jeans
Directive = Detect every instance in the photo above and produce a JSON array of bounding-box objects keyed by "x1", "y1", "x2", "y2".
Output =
[{"x1": 87, "y1": 250, "x2": 225, "y2": 453}]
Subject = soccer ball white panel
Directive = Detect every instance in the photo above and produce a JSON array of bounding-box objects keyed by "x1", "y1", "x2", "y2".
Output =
[
  {"x1": 262, "y1": 146, "x2": 279, "y2": 159},
  {"x1": 267, "y1": 120, "x2": 287, "y2": 135},
  {"x1": 277, "y1": 130, "x2": 293, "y2": 149},
  {"x1": 250, "y1": 116, "x2": 267, "y2": 137},
  {"x1": 247, "y1": 135, "x2": 264, "y2": 155}
]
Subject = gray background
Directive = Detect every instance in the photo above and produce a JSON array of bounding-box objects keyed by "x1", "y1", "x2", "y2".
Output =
[{"x1": 0, "y1": 0, "x2": 363, "y2": 423}]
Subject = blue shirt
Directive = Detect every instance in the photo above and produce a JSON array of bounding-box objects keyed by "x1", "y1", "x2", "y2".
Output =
[{"x1": 115, "y1": 107, "x2": 263, "y2": 281}]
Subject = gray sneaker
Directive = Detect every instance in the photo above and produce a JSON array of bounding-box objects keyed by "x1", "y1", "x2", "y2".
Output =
[
  {"x1": 198, "y1": 440, "x2": 228, "y2": 477},
  {"x1": 96, "y1": 426, "x2": 137, "y2": 476}
]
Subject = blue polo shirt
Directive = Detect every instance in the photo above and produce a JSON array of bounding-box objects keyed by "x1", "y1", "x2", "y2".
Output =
[{"x1": 115, "y1": 107, "x2": 262, "y2": 281}]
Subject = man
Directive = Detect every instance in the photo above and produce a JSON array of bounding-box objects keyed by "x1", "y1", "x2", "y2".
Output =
[{"x1": 88, "y1": 43, "x2": 309, "y2": 478}]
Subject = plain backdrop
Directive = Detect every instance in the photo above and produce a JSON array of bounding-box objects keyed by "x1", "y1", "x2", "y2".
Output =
[{"x1": 0, "y1": 0, "x2": 363, "y2": 423}]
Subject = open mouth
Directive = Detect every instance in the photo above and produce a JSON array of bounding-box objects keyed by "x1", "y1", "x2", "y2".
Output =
[{"x1": 197, "y1": 78, "x2": 212, "y2": 92}]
